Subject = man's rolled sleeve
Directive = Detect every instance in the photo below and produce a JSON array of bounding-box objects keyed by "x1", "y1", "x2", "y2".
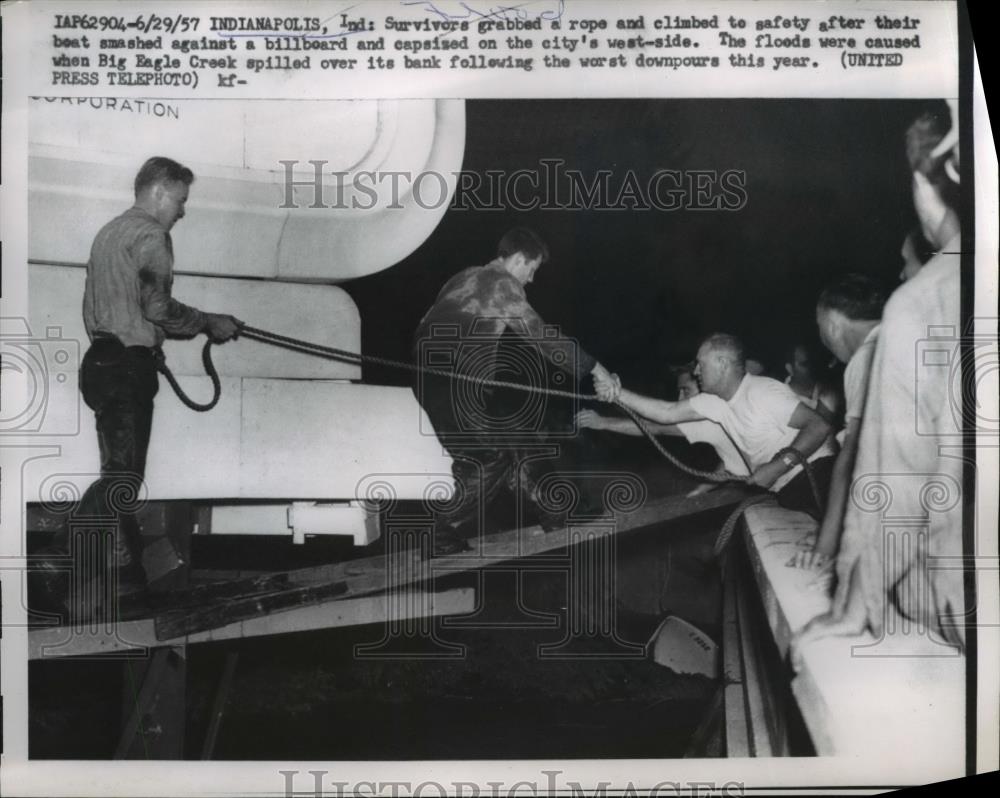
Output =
[
  {"x1": 687, "y1": 392, "x2": 727, "y2": 423},
  {"x1": 759, "y1": 379, "x2": 803, "y2": 428},
  {"x1": 136, "y1": 230, "x2": 206, "y2": 337}
]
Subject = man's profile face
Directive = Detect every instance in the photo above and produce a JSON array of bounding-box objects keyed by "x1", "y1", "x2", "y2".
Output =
[
  {"x1": 521, "y1": 255, "x2": 542, "y2": 285},
  {"x1": 508, "y1": 253, "x2": 542, "y2": 285},
  {"x1": 154, "y1": 180, "x2": 189, "y2": 230},
  {"x1": 786, "y1": 345, "x2": 814, "y2": 382},
  {"x1": 693, "y1": 344, "x2": 725, "y2": 395},
  {"x1": 899, "y1": 235, "x2": 924, "y2": 282},
  {"x1": 911, "y1": 171, "x2": 944, "y2": 247}
]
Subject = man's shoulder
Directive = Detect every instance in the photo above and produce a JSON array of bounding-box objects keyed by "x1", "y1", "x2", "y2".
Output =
[
  {"x1": 884, "y1": 246, "x2": 959, "y2": 321},
  {"x1": 846, "y1": 326, "x2": 879, "y2": 373},
  {"x1": 95, "y1": 208, "x2": 164, "y2": 244},
  {"x1": 688, "y1": 391, "x2": 727, "y2": 419},
  {"x1": 742, "y1": 374, "x2": 795, "y2": 400}
]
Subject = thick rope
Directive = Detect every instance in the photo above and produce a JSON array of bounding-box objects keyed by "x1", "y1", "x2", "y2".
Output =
[
  {"x1": 713, "y1": 494, "x2": 776, "y2": 558},
  {"x1": 239, "y1": 324, "x2": 591, "y2": 399},
  {"x1": 155, "y1": 341, "x2": 221, "y2": 412},
  {"x1": 157, "y1": 325, "x2": 824, "y2": 514}
]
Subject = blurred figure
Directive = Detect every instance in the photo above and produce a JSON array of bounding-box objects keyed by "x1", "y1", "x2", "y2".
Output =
[
  {"x1": 792, "y1": 101, "x2": 964, "y2": 660},
  {"x1": 783, "y1": 341, "x2": 842, "y2": 427},
  {"x1": 412, "y1": 227, "x2": 614, "y2": 554},
  {"x1": 791, "y1": 274, "x2": 887, "y2": 572}
]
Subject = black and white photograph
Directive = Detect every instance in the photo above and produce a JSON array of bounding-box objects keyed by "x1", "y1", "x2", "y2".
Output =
[{"x1": 1, "y1": 0, "x2": 996, "y2": 795}]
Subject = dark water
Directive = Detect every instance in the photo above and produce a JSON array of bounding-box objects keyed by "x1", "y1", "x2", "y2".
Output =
[{"x1": 199, "y1": 512, "x2": 726, "y2": 760}]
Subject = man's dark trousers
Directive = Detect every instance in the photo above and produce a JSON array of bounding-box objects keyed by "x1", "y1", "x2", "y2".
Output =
[{"x1": 67, "y1": 335, "x2": 159, "y2": 595}]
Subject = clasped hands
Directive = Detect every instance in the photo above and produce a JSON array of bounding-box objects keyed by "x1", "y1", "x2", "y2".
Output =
[{"x1": 590, "y1": 363, "x2": 622, "y2": 402}]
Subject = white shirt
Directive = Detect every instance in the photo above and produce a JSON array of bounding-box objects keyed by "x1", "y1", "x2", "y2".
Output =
[
  {"x1": 844, "y1": 324, "x2": 880, "y2": 422},
  {"x1": 837, "y1": 237, "x2": 963, "y2": 646},
  {"x1": 688, "y1": 374, "x2": 836, "y2": 491}
]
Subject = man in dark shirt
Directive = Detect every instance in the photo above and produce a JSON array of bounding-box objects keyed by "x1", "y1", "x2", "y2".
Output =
[
  {"x1": 41, "y1": 157, "x2": 241, "y2": 611},
  {"x1": 413, "y1": 227, "x2": 612, "y2": 554}
]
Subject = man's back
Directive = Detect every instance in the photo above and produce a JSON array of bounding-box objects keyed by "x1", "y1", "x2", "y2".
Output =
[
  {"x1": 83, "y1": 207, "x2": 171, "y2": 347},
  {"x1": 417, "y1": 260, "x2": 526, "y2": 339},
  {"x1": 415, "y1": 258, "x2": 596, "y2": 379}
]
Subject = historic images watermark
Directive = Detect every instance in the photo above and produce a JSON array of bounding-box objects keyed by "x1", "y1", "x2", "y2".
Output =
[
  {"x1": 0, "y1": 317, "x2": 81, "y2": 437},
  {"x1": 278, "y1": 159, "x2": 748, "y2": 212},
  {"x1": 278, "y1": 769, "x2": 745, "y2": 797}
]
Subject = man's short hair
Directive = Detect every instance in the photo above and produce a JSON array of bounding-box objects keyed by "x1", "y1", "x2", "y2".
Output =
[
  {"x1": 817, "y1": 273, "x2": 888, "y2": 321},
  {"x1": 905, "y1": 104, "x2": 959, "y2": 212},
  {"x1": 498, "y1": 227, "x2": 549, "y2": 264},
  {"x1": 134, "y1": 156, "x2": 195, "y2": 197},
  {"x1": 701, "y1": 333, "x2": 745, "y2": 365}
]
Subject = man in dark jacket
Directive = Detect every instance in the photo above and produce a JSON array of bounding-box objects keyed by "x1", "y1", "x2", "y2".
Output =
[{"x1": 413, "y1": 227, "x2": 612, "y2": 554}]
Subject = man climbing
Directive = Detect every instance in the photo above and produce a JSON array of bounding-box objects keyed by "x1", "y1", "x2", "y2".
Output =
[{"x1": 413, "y1": 227, "x2": 613, "y2": 554}]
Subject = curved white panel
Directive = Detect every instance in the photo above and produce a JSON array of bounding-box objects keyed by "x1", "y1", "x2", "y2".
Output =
[
  {"x1": 27, "y1": 98, "x2": 465, "y2": 281},
  {"x1": 20, "y1": 380, "x2": 453, "y2": 503},
  {"x1": 28, "y1": 263, "x2": 361, "y2": 380}
]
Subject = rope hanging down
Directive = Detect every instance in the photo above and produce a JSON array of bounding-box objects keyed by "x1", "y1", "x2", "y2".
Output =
[{"x1": 157, "y1": 326, "x2": 823, "y2": 512}]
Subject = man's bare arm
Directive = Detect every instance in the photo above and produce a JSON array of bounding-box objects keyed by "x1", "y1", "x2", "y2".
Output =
[
  {"x1": 798, "y1": 417, "x2": 861, "y2": 567},
  {"x1": 616, "y1": 388, "x2": 706, "y2": 425},
  {"x1": 786, "y1": 401, "x2": 833, "y2": 459},
  {"x1": 749, "y1": 401, "x2": 833, "y2": 489}
]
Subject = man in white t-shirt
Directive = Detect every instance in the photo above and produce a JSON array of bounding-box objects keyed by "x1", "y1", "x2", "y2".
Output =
[
  {"x1": 575, "y1": 366, "x2": 749, "y2": 481},
  {"x1": 595, "y1": 333, "x2": 835, "y2": 517},
  {"x1": 791, "y1": 274, "x2": 886, "y2": 571}
]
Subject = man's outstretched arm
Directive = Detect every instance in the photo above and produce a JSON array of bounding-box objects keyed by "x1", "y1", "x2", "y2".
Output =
[{"x1": 593, "y1": 371, "x2": 706, "y2": 425}]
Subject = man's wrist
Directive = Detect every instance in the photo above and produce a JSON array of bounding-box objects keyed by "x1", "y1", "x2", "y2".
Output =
[{"x1": 774, "y1": 450, "x2": 800, "y2": 471}]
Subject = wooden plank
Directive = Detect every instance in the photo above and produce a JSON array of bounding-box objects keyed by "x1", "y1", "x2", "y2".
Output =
[
  {"x1": 684, "y1": 685, "x2": 724, "y2": 758},
  {"x1": 270, "y1": 486, "x2": 747, "y2": 594},
  {"x1": 29, "y1": 487, "x2": 746, "y2": 656},
  {"x1": 29, "y1": 587, "x2": 476, "y2": 658},
  {"x1": 200, "y1": 651, "x2": 240, "y2": 760},
  {"x1": 721, "y1": 551, "x2": 749, "y2": 757},
  {"x1": 155, "y1": 579, "x2": 348, "y2": 640},
  {"x1": 734, "y1": 566, "x2": 775, "y2": 757},
  {"x1": 115, "y1": 648, "x2": 173, "y2": 759}
]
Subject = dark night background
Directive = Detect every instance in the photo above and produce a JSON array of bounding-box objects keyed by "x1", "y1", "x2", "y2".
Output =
[{"x1": 346, "y1": 99, "x2": 940, "y2": 397}]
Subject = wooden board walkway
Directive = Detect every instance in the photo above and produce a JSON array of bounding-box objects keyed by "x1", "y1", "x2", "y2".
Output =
[{"x1": 29, "y1": 485, "x2": 747, "y2": 659}]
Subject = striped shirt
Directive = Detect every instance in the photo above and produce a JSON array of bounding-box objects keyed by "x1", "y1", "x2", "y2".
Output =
[{"x1": 83, "y1": 207, "x2": 205, "y2": 347}]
